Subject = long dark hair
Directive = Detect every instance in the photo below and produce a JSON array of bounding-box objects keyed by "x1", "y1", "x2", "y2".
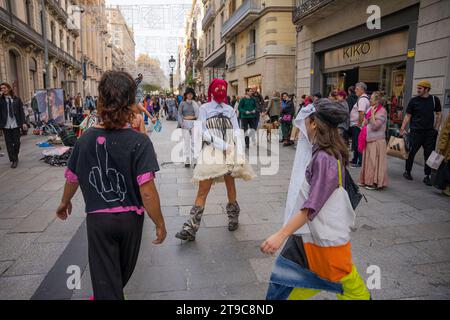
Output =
[
  {"x1": 97, "y1": 71, "x2": 136, "y2": 130},
  {"x1": 0, "y1": 82, "x2": 14, "y2": 97},
  {"x1": 309, "y1": 114, "x2": 349, "y2": 166}
]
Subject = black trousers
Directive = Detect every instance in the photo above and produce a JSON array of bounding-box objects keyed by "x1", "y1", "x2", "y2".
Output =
[
  {"x1": 2, "y1": 128, "x2": 21, "y2": 162},
  {"x1": 241, "y1": 117, "x2": 258, "y2": 147},
  {"x1": 350, "y1": 126, "x2": 362, "y2": 164},
  {"x1": 405, "y1": 129, "x2": 438, "y2": 176},
  {"x1": 87, "y1": 212, "x2": 144, "y2": 300}
]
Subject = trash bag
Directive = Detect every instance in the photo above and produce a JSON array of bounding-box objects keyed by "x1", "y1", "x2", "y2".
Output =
[{"x1": 59, "y1": 127, "x2": 77, "y2": 147}]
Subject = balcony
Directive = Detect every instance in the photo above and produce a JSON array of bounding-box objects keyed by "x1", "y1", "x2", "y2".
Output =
[
  {"x1": 227, "y1": 55, "x2": 236, "y2": 70},
  {"x1": 246, "y1": 43, "x2": 256, "y2": 63},
  {"x1": 292, "y1": 0, "x2": 337, "y2": 25},
  {"x1": 221, "y1": 0, "x2": 261, "y2": 41},
  {"x1": 202, "y1": 3, "x2": 215, "y2": 30},
  {"x1": 46, "y1": 0, "x2": 69, "y2": 23}
]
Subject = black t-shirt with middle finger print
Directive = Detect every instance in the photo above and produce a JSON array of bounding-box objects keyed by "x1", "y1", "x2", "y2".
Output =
[{"x1": 67, "y1": 127, "x2": 160, "y2": 214}]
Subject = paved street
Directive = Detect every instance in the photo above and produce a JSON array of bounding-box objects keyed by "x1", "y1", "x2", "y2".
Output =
[{"x1": 0, "y1": 120, "x2": 449, "y2": 300}]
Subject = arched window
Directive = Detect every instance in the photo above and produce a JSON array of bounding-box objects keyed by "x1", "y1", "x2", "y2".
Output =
[
  {"x1": 8, "y1": 50, "x2": 22, "y2": 97},
  {"x1": 29, "y1": 57, "x2": 38, "y2": 94}
]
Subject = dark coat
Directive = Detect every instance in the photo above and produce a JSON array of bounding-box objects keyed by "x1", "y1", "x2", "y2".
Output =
[{"x1": 0, "y1": 95, "x2": 25, "y2": 129}]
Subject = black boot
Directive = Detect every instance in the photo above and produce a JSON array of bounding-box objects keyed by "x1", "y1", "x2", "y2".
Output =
[
  {"x1": 226, "y1": 202, "x2": 240, "y2": 232},
  {"x1": 175, "y1": 205, "x2": 205, "y2": 241}
]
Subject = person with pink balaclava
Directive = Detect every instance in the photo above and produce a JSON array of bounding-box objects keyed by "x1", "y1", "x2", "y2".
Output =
[{"x1": 175, "y1": 79, "x2": 256, "y2": 241}]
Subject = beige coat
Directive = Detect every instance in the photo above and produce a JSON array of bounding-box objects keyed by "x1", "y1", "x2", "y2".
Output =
[{"x1": 437, "y1": 114, "x2": 450, "y2": 161}]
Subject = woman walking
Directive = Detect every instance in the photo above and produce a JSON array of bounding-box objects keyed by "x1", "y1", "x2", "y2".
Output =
[
  {"x1": 262, "y1": 99, "x2": 370, "y2": 300},
  {"x1": 0, "y1": 82, "x2": 27, "y2": 168},
  {"x1": 178, "y1": 88, "x2": 200, "y2": 167},
  {"x1": 280, "y1": 92, "x2": 295, "y2": 146},
  {"x1": 359, "y1": 91, "x2": 388, "y2": 190},
  {"x1": 56, "y1": 71, "x2": 166, "y2": 300},
  {"x1": 175, "y1": 79, "x2": 255, "y2": 241}
]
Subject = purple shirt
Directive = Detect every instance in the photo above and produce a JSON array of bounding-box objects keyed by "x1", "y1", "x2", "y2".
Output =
[{"x1": 302, "y1": 145, "x2": 345, "y2": 220}]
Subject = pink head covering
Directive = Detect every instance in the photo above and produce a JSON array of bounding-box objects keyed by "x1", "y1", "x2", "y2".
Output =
[{"x1": 208, "y1": 78, "x2": 228, "y2": 104}]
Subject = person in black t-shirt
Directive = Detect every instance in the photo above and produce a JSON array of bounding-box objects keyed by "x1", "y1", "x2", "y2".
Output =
[
  {"x1": 56, "y1": 71, "x2": 167, "y2": 300},
  {"x1": 400, "y1": 80, "x2": 442, "y2": 185}
]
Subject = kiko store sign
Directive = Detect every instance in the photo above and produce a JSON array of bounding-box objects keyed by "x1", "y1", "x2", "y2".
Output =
[{"x1": 323, "y1": 31, "x2": 408, "y2": 70}]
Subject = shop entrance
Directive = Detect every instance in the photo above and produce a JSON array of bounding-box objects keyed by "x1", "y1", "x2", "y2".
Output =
[{"x1": 323, "y1": 61, "x2": 406, "y2": 136}]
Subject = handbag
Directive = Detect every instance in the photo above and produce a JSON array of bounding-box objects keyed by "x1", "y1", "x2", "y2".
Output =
[
  {"x1": 344, "y1": 168, "x2": 366, "y2": 210},
  {"x1": 387, "y1": 135, "x2": 408, "y2": 160},
  {"x1": 430, "y1": 161, "x2": 450, "y2": 190},
  {"x1": 426, "y1": 151, "x2": 445, "y2": 170},
  {"x1": 281, "y1": 114, "x2": 292, "y2": 123}
]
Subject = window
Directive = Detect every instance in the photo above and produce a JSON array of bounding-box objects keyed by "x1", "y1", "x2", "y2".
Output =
[
  {"x1": 25, "y1": 0, "x2": 33, "y2": 27},
  {"x1": 60, "y1": 29, "x2": 64, "y2": 48},
  {"x1": 50, "y1": 21, "x2": 56, "y2": 43},
  {"x1": 229, "y1": 0, "x2": 236, "y2": 16},
  {"x1": 73, "y1": 41, "x2": 76, "y2": 57},
  {"x1": 29, "y1": 58, "x2": 38, "y2": 94},
  {"x1": 212, "y1": 23, "x2": 215, "y2": 51},
  {"x1": 67, "y1": 36, "x2": 71, "y2": 53}
]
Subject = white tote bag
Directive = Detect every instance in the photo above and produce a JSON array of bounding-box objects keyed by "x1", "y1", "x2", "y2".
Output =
[{"x1": 426, "y1": 151, "x2": 445, "y2": 170}]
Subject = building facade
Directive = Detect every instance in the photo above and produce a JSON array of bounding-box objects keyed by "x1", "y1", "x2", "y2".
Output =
[
  {"x1": 106, "y1": 6, "x2": 135, "y2": 73},
  {"x1": 77, "y1": 0, "x2": 111, "y2": 97},
  {"x1": 202, "y1": 0, "x2": 227, "y2": 86},
  {"x1": 223, "y1": 0, "x2": 297, "y2": 97},
  {"x1": 293, "y1": 0, "x2": 450, "y2": 132},
  {"x1": 0, "y1": 0, "x2": 82, "y2": 103}
]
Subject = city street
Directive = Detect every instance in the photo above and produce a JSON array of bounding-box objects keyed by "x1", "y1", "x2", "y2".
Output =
[{"x1": 0, "y1": 120, "x2": 449, "y2": 300}]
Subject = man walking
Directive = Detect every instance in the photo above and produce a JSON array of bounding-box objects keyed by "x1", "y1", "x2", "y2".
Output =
[
  {"x1": 0, "y1": 82, "x2": 27, "y2": 168},
  {"x1": 349, "y1": 82, "x2": 371, "y2": 167},
  {"x1": 400, "y1": 80, "x2": 442, "y2": 185},
  {"x1": 239, "y1": 88, "x2": 258, "y2": 148}
]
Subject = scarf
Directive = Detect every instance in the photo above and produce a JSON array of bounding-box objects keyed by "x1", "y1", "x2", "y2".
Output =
[{"x1": 358, "y1": 104, "x2": 382, "y2": 153}]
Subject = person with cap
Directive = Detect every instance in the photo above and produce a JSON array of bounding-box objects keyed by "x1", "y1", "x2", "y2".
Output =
[
  {"x1": 400, "y1": 80, "x2": 442, "y2": 185},
  {"x1": 178, "y1": 87, "x2": 200, "y2": 167},
  {"x1": 175, "y1": 79, "x2": 256, "y2": 242},
  {"x1": 312, "y1": 92, "x2": 322, "y2": 103},
  {"x1": 262, "y1": 98, "x2": 370, "y2": 300}
]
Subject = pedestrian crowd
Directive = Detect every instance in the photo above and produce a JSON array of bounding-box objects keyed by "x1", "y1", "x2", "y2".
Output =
[{"x1": 1, "y1": 70, "x2": 449, "y2": 301}]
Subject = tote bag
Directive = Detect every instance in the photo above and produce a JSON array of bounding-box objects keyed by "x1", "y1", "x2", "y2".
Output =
[{"x1": 387, "y1": 136, "x2": 408, "y2": 160}]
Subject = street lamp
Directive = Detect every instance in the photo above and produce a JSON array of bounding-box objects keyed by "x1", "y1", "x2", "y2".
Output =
[{"x1": 169, "y1": 55, "x2": 176, "y2": 93}]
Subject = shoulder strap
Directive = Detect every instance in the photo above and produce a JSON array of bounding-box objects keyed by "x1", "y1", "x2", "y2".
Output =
[{"x1": 337, "y1": 159, "x2": 343, "y2": 188}]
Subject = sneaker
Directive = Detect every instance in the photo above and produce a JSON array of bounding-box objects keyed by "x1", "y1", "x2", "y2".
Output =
[
  {"x1": 403, "y1": 172, "x2": 413, "y2": 181},
  {"x1": 350, "y1": 163, "x2": 361, "y2": 168},
  {"x1": 423, "y1": 175, "x2": 432, "y2": 186},
  {"x1": 365, "y1": 185, "x2": 377, "y2": 190},
  {"x1": 184, "y1": 163, "x2": 190, "y2": 168}
]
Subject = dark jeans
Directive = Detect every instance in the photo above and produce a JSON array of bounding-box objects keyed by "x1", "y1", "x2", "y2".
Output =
[
  {"x1": 2, "y1": 128, "x2": 21, "y2": 162},
  {"x1": 281, "y1": 121, "x2": 293, "y2": 141},
  {"x1": 241, "y1": 117, "x2": 258, "y2": 147},
  {"x1": 405, "y1": 129, "x2": 438, "y2": 176},
  {"x1": 350, "y1": 126, "x2": 362, "y2": 164},
  {"x1": 87, "y1": 212, "x2": 144, "y2": 300}
]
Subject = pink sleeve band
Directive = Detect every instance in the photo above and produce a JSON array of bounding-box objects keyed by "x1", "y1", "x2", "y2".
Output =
[
  {"x1": 65, "y1": 168, "x2": 79, "y2": 183},
  {"x1": 137, "y1": 172, "x2": 155, "y2": 186}
]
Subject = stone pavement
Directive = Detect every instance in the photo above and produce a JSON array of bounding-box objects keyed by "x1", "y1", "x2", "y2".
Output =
[{"x1": 0, "y1": 121, "x2": 449, "y2": 300}]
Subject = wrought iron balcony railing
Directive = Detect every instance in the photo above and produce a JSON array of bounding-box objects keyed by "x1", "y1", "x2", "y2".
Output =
[
  {"x1": 221, "y1": 0, "x2": 261, "y2": 40},
  {"x1": 246, "y1": 43, "x2": 256, "y2": 63},
  {"x1": 292, "y1": 0, "x2": 334, "y2": 24},
  {"x1": 227, "y1": 55, "x2": 236, "y2": 70},
  {"x1": 202, "y1": 3, "x2": 215, "y2": 30}
]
